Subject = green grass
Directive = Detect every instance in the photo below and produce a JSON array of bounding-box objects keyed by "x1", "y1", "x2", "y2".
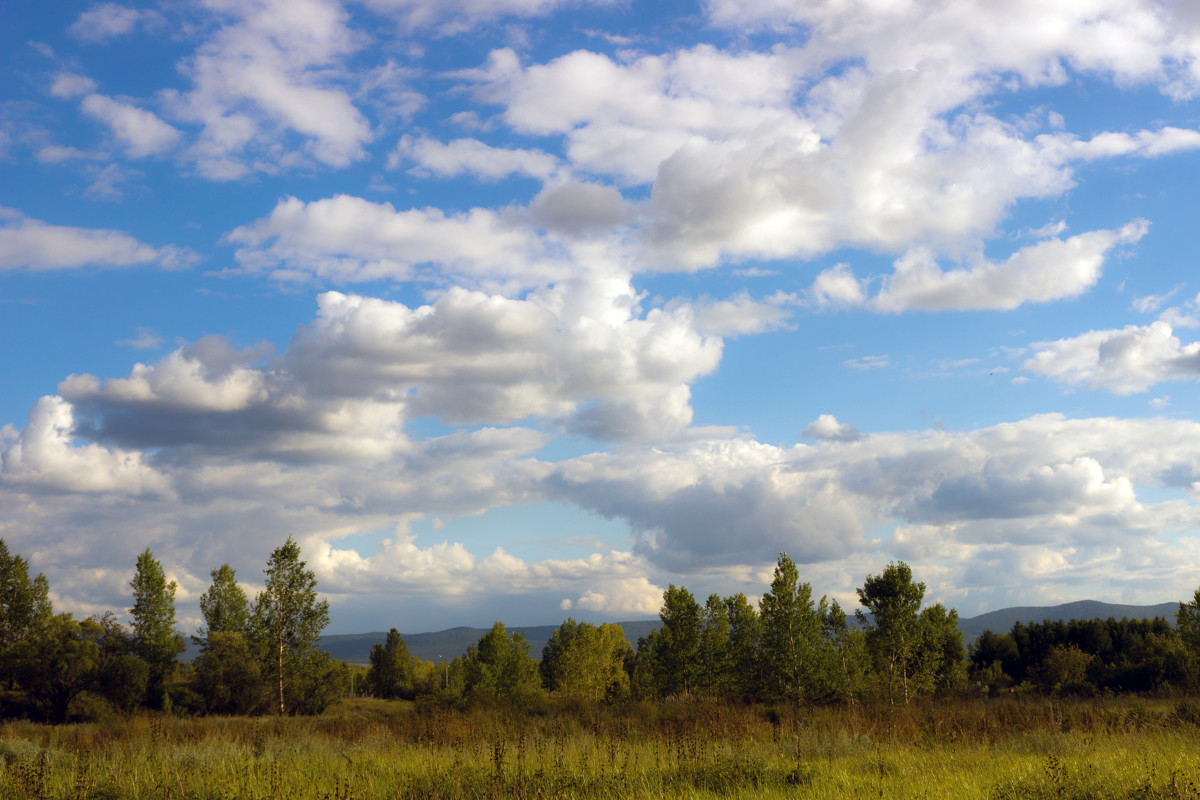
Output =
[{"x1": 2, "y1": 697, "x2": 1199, "y2": 798}]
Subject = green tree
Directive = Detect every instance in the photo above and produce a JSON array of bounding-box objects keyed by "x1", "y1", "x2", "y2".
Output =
[
  {"x1": 459, "y1": 621, "x2": 543, "y2": 707},
  {"x1": 366, "y1": 628, "x2": 414, "y2": 699},
  {"x1": 822, "y1": 598, "x2": 870, "y2": 702},
  {"x1": 856, "y1": 561, "x2": 924, "y2": 704},
  {"x1": 249, "y1": 536, "x2": 330, "y2": 715},
  {"x1": 0, "y1": 539, "x2": 52, "y2": 690},
  {"x1": 724, "y1": 593, "x2": 760, "y2": 700},
  {"x1": 1179, "y1": 586, "x2": 1200, "y2": 664},
  {"x1": 192, "y1": 632, "x2": 265, "y2": 715},
  {"x1": 758, "y1": 553, "x2": 822, "y2": 702},
  {"x1": 16, "y1": 614, "x2": 101, "y2": 723},
  {"x1": 540, "y1": 619, "x2": 631, "y2": 703},
  {"x1": 129, "y1": 548, "x2": 185, "y2": 708},
  {"x1": 698, "y1": 594, "x2": 730, "y2": 696},
  {"x1": 198, "y1": 564, "x2": 250, "y2": 640},
  {"x1": 912, "y1": 603, "x2": 966, "y2": 697},
  {"x1": 88, "y1": 611, "x2": 149, "y2": 713},
  {"x1": 650, "y1": 585, "x2": 702, "y2": 697}
]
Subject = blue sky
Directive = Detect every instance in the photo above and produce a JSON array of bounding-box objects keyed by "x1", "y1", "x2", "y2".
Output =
[{"x1": 4, "y1": 0, "x2": 1200, "y2": 634}]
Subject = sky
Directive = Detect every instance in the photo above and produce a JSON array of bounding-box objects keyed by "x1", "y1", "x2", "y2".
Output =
[{"x1": 3, "y1": 0, "x2": 1200, "y2": 636}]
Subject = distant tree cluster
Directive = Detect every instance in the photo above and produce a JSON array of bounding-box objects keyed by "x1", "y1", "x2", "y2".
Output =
[
  {"x1": 624, "y1": 556, "x2": 965, "y2": 705},
  {"x1": 0, "y1": 537, "x2": 348, "y2": 722},
  {"x1": 4, "y1": 537, "x2": 1200, "y2": 722},
  {"x1": 969, "y1": 609, "x2": 1200, "y2": 696}
]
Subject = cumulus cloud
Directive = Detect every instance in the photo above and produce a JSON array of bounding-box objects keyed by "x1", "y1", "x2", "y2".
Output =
[
  {"x1": 80, "y1": 93, "x2": 180, "y2": 156},
  {"x1": 224, "y1": 194, "x2": 563, "y2": 287},
  {"x1": 867, "y1": 220, "x2": 1150, "y2": 312},
  {"x1": 455, "y1": 4, "x2": 1195, "y2": 287},
  {"x1": 702, "y1": 0, "x2": 1200, "y2": 99},
  {"x1": 47, "y1": 279, "x2": 730, "y2": 453},
  {"x1": 68, "y1": 4, "x2": 144, "y2": 41},
  {"x1": 0, "y1": 208, "x2": 198, "y2": 271},
  {"x1": 360, "y1": 0, "x2": 617, "y2": 35},
  {"x1": 160, "y1": 0, "x2": 373, "y2": 178},
  {"x1": 545, "y1": 414, "x2": 1200, "y2": 596},
  {"x1": 528, "y1": 182, "x2": 633, "y2": 237},
  {"x1": 1025, "y1": 320, "x2": 1200, "y2": 394},
  {"x1": 802, "y1": 414, "x2": 861, "y2": 442},
  {"x1": 390, "y1": 135, "x2": 560, "y2": 181},
  {"x1": 0, "y1": 396, "x2": 171, "y2": 495},
  {"x1": 49, "y1": 72, "x2": 98, "y2": 99}
]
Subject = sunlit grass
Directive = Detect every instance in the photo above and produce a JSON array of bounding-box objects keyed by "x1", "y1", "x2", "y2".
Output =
[{"x1": 2, "y1": 697, "x2": 1198, "y2": 798}]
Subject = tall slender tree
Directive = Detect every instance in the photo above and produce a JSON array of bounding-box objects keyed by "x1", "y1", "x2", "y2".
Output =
[
  {"x1": 250, "y1": 536, "x2": 330, "y2": 715},
  {"x1": 758, "y1": 553, "x2": 822, "y2": 701},
  {"x1": 129, "y1": 548, "x2": 184, "y2": 708},
  {"x1": 367, "y1": 628, "x2": 413, "y2": 700},
  {"x1": 724, "y1": 593, "x2": 760, "y2": 700},
  {"x1": 652, "y1": 584, "x2": 702, "y2": 696},
  {"x1": 0, "y1": 539, "x2": 52, "y2": 690},
  {"x1": 857, "y1": 561, "x2": 924, "y2": 704},
  {"x1": 198, "y1": 564, "x2": 250, "y2": 640}
]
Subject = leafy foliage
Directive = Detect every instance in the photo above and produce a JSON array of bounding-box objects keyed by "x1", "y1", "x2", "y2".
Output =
[
  {"x1": 249, "y1": 536, "x2": 331, "y2": 715},
  {"x1": 366, "y1": 628, "x2": 414, "y2": 700},
  {"x1": 540, "y1": 619, "x2": 632, "y2": 702},
  {"x1": 129, "y1": 549, "x2": 185, "y2": 708}
]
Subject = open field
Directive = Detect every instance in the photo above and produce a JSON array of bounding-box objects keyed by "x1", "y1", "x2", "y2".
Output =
[{"x1": 2, "y1": 697, "x2": 1199, "y2": 799}]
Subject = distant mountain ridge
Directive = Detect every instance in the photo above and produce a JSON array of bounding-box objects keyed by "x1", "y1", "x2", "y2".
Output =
[
  {"x1": 315, "y1": 600, "x2": 1185, "y2": 664},
  {"x1": 955, "y1": 600, "x2": 1181, "y2": 644}
]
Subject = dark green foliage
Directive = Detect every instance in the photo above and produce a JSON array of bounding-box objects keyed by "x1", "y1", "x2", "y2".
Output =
[
  {"x1": 822, "y1": 598, "x2": 870, "y2": 702},
  {"x1": 724, "y1": 593, "x2": 760, "y2": 700},
  {"x1": 129, "y1": 549, "x2": 185, "y2": 709},
  {"x1": 857, "y1": 561, "x2": 925, "y2": 704},
  {"x1": 0, "y1": 539, "x2": 52, "y2": 691},
  {"x1": 249, "y1": 536, "x2": 331, "y2": 715},
  {"x1": 455, "y1": 621, "x2": 544, "y2": 707},
  {"x1": 366, "y1": 628, "x2": 414, "y2": 699},
  {"x1": 15, "y1": 614, "x2": 101, "y2": 723},
  {"x1": 969, "y1": 614, "x2": 1198, "y2": 695},
  {"x1": 198, "y1": 564, "x2": 250, "y2": 639},
  {"x1": 1179, "y1": 586, "x2": 1200, "y2": 674},
  {"x1": 192, "y1": 631, "x2": 264, "y2": 714},
  {"x1": 647, "y1": 585, "x2": 702, "y2": 697},
  {"x1": 697, "y1": 594, "x2": 730, "y2": 696},
  {"x1": 758, "y1": 553, "x2": 822, "y2": 701},
  {"x1": 914, "y1": 603, "x2": 966, "y2": 696}
]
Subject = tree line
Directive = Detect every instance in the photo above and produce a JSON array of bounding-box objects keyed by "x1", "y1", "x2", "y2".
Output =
[
  {"x1": 4, "y1": 538, "x2": 1200, "y2": 722},
  {"x1": 0, "y1": 537, "x2": 346, "y2": 722}
]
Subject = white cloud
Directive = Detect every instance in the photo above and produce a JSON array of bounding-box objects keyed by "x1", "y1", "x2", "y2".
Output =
[
  {"x1": 360, "y1": 0, "x2": 617, "y2": 35},
  {"x1": 844, "y1": 355, "x2": 888, "y2": 371},
  {"x1": 224, "y1": 194, "x2": 563, "y2": 287},
  {"x1": 807, "y1": 263, "x2": 867, "y2": 308},
  {"x1": 0, "y1": 209, "x2": 198, "y2": 271},
  {"x1": 687, "y1": 291, "x2": 795, "y2": 337},
  {"x1": 1025, "y1": 320, "x2": 1200, "y2": 394},
  {"x1": 867, "y1": 220, "x2": 1149, "y2": 312},
  {"x1": 49, "y1": 279, "x2": 729, "y2": 448},
  {"x1": 116, "y1": 327, "x2": 164, "y2": 350},
  {"x1": 68, "y1": 4, "x2": 143, "y2": 41},
  {"x1": 390, "y1": 135, "x2": 560, "y2": 181},
  {"x1": 802, "y1": 413, "x2": 861, "y2": 442},
  {"x1": 702, "y1": 0, "x2": 1200, "y2": 99},
  {"x1": 0, "y1": 396, "x2": 171, "y2": 495},
  {"x1": 49, "y1": 72, "x2": 98, "y2": 99},
  {"x1": 161, "y1": 0, "x2": 373, "y2": 178},
  {"x1": 80, "y1": 94, "x2": 180, "y2": 157}
]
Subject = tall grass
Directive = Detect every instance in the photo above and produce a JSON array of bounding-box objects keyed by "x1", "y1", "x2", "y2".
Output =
[{"x1": 2, "y1": 697, "x2": 1198, "y2": 798}]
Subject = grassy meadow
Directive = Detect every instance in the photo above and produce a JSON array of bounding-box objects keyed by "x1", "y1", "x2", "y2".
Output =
[{"x1": 2, "y1": 696, "x2": 1199, "y2": 799}]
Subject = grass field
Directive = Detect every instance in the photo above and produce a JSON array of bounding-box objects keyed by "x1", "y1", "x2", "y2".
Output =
[{"x1": 2, "y1": 696, "x2": 1199, "y2": 799}]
